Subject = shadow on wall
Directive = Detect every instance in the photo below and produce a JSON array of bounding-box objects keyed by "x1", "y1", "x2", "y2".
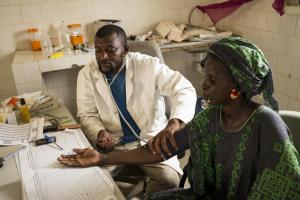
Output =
[
  {"x1": 42, "y1": 66, "x2": 83, "y2": 121},
  {"x1": 162, "y1": 50, "x2": 205, "y2": 95}
]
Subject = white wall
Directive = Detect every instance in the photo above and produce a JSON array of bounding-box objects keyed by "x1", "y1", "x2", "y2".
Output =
[
  {"x1": 0, "y1": 0, "x2": 204, "y2": 100},
  {"x1": 185, "y1": 0, "x2": 300, "y2": 111},
  {"x1": 216, "y1": 0, "x2": 300, "y2": 111},
  {"x1": 1, "y1": 0, "x2": 300, "y2": 111}
]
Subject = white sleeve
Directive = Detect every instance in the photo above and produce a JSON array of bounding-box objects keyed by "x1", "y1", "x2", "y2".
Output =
[
  {"x1": 156, "y1": 61, "x2": 197, "y2": 124},
  {"x1": 77, "y1": 68, "x2": 105, "y2": 144}
]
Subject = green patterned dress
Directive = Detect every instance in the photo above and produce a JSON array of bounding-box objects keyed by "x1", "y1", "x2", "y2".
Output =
[{"x1": 150, "y1": 106, "x2": 300, "y2": 199}]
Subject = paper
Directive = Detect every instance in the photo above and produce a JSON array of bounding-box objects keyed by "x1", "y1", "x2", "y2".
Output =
[
  {"x1": 0, "y1": 118, "x2": 44, "y2": 145},
  {"x1": 18, "y1": 129, "x2": 124, "y2": 200}
]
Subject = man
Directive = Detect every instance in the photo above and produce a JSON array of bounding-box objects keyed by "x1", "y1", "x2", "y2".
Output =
[{"x1": 76, "y1": 24, "x2": 196, "y2": 197}]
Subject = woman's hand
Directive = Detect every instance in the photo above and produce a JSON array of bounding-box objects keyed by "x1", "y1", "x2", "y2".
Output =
[
  {"x1": 57, "y1": 148, "x2": 102, "y2": 167},
  {"x1": 147, "y1": 118, "x2": 181, "y2": 157},
  {"x1": 96, "y1": 130, "x2": 115, "y2": 151}
]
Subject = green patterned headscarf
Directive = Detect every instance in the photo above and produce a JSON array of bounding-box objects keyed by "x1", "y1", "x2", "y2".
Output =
[{"x1": 206, "y1": 36, "x2": 278, "y2": 111}]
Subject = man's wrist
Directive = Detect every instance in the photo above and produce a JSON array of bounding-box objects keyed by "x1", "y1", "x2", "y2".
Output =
[
  {"x1": 169, "y1": 118, "x2": 183, "y2": 125},
  {"x1": 167, "y1": 118, "x2": 183, "y2": 130}
]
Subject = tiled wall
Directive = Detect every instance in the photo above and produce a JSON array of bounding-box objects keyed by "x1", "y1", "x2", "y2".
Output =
[
  {"x1": 0, "y1": 0, "x2": 206, "y2": 101},
  {"x1": 211, "y1": 0, "x2": 300, "y2": 111},
  {"x1": 1, "y1": 0, "x2": 300, "y2": 112}
]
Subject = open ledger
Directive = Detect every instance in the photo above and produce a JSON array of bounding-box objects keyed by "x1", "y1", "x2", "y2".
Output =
[{"x1": 17, "y1": 129, "x2": 124, "y2": 200}]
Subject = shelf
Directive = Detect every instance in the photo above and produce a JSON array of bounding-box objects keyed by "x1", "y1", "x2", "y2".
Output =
[{"x1": 285, "y1": 5, "x2": 300, "y2": 14}]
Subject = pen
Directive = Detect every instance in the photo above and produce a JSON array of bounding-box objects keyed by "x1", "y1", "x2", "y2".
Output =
[
  {"x1": 44, "y1": 135, "x2": 63, "y2": 150},
  {"x1": 53, "y1": 142, "x2": 63, "y2": 151}
]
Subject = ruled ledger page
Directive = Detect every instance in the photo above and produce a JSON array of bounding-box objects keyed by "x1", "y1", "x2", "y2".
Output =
[{"x1": 18, "y1": 129, "x2": 124, "y2": 200}]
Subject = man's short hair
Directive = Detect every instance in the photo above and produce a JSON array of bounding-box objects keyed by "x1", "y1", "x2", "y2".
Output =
[{"x1": 95, "y1": 24, "x2": 127, "y2": 46}]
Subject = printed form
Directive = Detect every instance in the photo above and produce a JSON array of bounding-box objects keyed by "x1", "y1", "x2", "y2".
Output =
[
  {"x1": 18, "y1": 129, "x2": 124, "y2": 200},
  {"x1": 0, "y1": 118, "x2": 44, "y2": 145}
]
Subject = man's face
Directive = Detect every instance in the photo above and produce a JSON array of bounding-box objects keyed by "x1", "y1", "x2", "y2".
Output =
[{"x1": 95, "y1": 33, "x2": 127, "y2": 74}]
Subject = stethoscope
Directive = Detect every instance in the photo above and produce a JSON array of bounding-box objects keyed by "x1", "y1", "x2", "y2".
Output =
[{"x1": 103, "y1": 58, "x2": 148, "y2": 143}]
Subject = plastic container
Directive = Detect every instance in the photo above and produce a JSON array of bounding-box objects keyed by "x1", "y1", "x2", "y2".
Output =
[
  {"x1": 19, "y1": 98, "x2": 31, "y2": 123},
  {"x1": 40, "y1": 32, "x2": 53, "y2": 56},
  {"x1": 28, "y1": 28, "x2": 41, "y2": 51},
  {"x1": 68, "y1": 24, "x2": 83, "y2": 48},
  {"x1": 59, "y1": 21, "x2": 72, "y2": 53}
]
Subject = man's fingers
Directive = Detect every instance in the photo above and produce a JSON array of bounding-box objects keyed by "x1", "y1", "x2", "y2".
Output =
[
  {"x1": 73, "y1": 148, "x2": 86, "y2": 154},
  {"x1": 98, "y1": 137, "x2": 108, "y2": 143},
  {"x1": 161, "y1": 136, "x2": 171, "y2": 156},
  {"x1": 147, "y1": 138, "x2": 156, "y2": 154},
  {"x1": 58, "y1": 156, "x2": 78, "y2": 166},
  {"x1": 153, "y1": 137, "x2": 164, "y2": 157},
  {"x1": 59, "y1": 159, "x2": 80, "y2": 167},
  {"x1": 167, "y1": 134, "x2": 178, "y2": 151}
]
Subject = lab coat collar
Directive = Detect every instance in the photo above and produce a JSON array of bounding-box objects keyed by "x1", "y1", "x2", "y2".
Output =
[
  {"x1": 90, "y1": 60, "x2": 102, "y2": 80},
  {"x1": 125, "y1": 54, "x2": 133, "y2": 103},
  {"x1": 90, "y1": 55, "x2": 134, "y2": 105}
]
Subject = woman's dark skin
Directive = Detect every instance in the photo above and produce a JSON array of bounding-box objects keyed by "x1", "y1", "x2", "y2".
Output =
[
  {"x1": 202, "y1": 55, "x2": 259, "y2": 132},
  {"x1": 57, "y1": 55, "x2": 260, "y2": 167}
]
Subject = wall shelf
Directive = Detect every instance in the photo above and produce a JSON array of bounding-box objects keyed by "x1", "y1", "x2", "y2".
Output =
[{"x1": 285, "y1": 5, "x2": 300, "y2": 14}]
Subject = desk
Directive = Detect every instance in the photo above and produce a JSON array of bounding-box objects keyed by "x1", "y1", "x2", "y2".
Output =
[{"x1": 0, "y1": 103, "x2": 124, "y2": 200}]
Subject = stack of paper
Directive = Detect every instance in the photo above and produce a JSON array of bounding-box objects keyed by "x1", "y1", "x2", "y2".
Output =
[{"x1": 0, "y1": 118, "x2": 44, "y2": 145}]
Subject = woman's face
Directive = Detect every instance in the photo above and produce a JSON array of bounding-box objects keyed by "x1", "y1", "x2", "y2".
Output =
[{"x1": 201, "y1": 55, "x2": 235, "y2": 106}]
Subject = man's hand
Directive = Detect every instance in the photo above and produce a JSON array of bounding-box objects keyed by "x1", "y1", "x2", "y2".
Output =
[
  {"x1": 96, "y1": 130, "x2": 115, "y2": 151},
  {"x1": 147, "y1": 118, "x2": 182, "y2": 157},
  {"x1": 57, "y1": 148, "x2": 102, "y2": 167}
]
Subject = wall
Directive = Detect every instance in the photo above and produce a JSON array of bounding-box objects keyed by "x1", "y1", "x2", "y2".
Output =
[
  {"x1": 0, "y1": 0, "x2": 205, "y2": 101},
  {"x1": 1, "y1": 0, "x2": 300, "y2": 112},
  {"x1": 214, "y1": 0, "x2": 300, "y2": 111},
  {"x1": 180, "y1": 0, "x2": 300, "y2": 111}
]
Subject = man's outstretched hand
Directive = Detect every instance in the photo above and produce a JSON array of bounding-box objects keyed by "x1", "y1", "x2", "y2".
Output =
[{"x1": 57, "y1": 148, "x2": 102, "y2": 167}]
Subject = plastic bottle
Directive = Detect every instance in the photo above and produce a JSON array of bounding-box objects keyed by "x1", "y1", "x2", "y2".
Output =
[
  {"x1": 68, "y1": 24, "x2": 84, "y2": 49},
  {"x1": 19, "y1": 98, "x2": 31, "y2": 123},
  {"x1": 28, "y1": 28, "x2": 41, "y2": 51},
  {"x1": 60, "y1": 21, "x2": 72, "y2": 53},
  {"x1": 40, "y1": 32, "x2": 53, "y2": 56}
]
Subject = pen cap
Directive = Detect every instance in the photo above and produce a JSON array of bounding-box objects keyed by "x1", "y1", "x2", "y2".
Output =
[{"x1": 20, "y1": 98, "x2": 26, "y2": 105}]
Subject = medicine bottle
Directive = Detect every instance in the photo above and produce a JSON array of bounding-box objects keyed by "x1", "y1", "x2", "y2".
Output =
[
  {"x1": 20, "y1": 98, "x2": 31, "y2": 123},
  {"x1": 68, "y1": 24, "x2": 84, "y2": 49},
  {"x1": 28, "y1": 28, "x2": 41, "y2": 51}
]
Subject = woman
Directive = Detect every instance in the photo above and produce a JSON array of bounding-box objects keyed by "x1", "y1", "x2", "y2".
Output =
[{"x1": 58, "y1": 37, "x2": 300, "y2": 199}]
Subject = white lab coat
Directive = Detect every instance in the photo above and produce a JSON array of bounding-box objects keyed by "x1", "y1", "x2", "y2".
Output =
[{"x1": 77, "y1": 52, "x2": 196, "y2": 173}]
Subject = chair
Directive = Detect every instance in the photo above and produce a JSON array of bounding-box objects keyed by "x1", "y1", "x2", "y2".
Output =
[
  {"x1": 279, "y1": 110, "x2": 300, "y2": 152},
  {"x1": 128, "y1": 41, "x2": 165, "y2": 63}
]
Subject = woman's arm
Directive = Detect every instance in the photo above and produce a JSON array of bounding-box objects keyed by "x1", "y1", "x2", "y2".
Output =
[{"x1": 58, "y1": 128, "x2": 190, "y2": 167}]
